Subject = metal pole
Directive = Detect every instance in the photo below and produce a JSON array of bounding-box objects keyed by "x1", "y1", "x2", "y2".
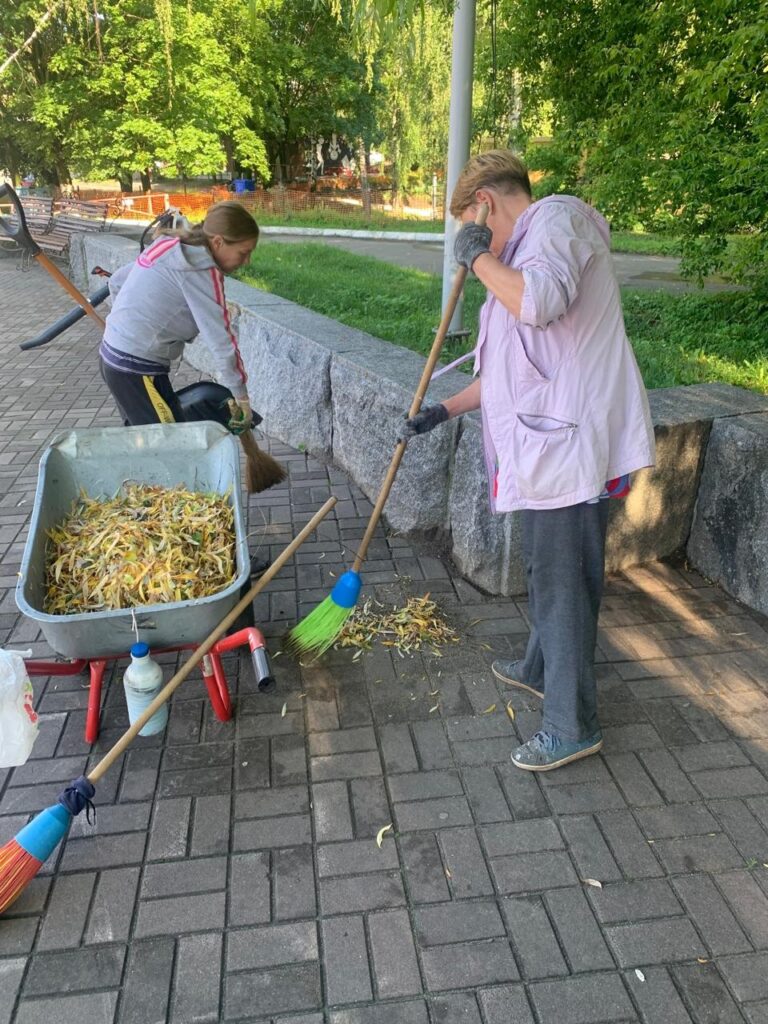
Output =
[{"x1": 441, "y1": 0, "x2": 476, "y2": 333}]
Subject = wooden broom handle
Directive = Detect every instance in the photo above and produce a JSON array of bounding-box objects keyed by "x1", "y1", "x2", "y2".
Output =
[
  {"x1": 88, "y1": 496, "x2": 337, "y2": 781},
  {"x1": 0, "y1": 183, "x2": 104, "y2": 328},
  {"x1": 351, "y1": 203, "x2": 489, "y2": 573},
  {"x1": 36, "y1": 252, "x2": 106, "y2": 329}
]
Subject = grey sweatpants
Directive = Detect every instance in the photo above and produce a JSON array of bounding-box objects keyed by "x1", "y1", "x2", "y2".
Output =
[{"x1": 517, "y1": 499, "x2": 610, "y2": 742}]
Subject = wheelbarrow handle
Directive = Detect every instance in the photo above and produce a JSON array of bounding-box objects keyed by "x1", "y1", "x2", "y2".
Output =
[
  {"x1": 20, "y1": 283, "x2": 111, "y2": 350},
  {"x1": 0, "y1": 183, "x2": 41, "y2": 255}
]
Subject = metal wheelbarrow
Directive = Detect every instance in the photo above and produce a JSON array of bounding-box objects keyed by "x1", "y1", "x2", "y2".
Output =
[{"x1": 15, "y1": 421, "x2": 274, "y2": 742}]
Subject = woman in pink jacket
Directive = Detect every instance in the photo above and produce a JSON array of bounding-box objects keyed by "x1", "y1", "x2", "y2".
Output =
[{"x1": 405, "y1": 151, "x2": 655, "y2": 772}]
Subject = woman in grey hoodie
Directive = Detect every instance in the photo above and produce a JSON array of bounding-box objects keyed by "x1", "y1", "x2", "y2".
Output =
[{"x1": 99, "y1": 201, "x2": 258, "y2": 429}]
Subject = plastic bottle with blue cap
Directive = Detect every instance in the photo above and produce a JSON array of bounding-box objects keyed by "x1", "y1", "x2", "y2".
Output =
[{"x1": 123, "y1": 642, "x2": 168, "y2": 735}]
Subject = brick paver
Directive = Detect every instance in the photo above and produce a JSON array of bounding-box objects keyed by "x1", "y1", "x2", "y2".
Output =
[{"x1": 2, "y1": 255, "x2": 768, "y2": 1023}]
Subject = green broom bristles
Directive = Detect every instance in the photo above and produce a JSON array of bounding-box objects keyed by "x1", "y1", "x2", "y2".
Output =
[
  {"x1": 288, "y1": 568, "x2": 363, "y2": 657},
  {"x1": 287, "y1": 596, "x2": 356, "y2": 658}
]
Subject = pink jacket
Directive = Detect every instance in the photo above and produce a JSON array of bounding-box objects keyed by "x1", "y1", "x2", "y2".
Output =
[{"x1": 474, "y1": 195, "x2": 655, "y2": 512}]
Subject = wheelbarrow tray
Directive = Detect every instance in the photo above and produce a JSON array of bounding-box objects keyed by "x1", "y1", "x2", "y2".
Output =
[{"x1": 16, "y1": 422, "x2": 250, "y2": 659}]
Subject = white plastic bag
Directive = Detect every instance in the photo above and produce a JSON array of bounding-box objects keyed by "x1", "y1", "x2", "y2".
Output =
[{"x1": 0, "y1": 649, "x2": 38, "y2": 768}]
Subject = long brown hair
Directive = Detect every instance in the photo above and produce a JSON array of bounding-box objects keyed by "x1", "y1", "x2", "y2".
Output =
[{"x1": 155, "y1": 200, "x2": 259, "y2": 247}]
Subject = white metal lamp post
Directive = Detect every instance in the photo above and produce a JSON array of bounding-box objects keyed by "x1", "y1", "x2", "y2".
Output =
[{"x1": 441, "y1": 0, "x2": 476, "y2": 334}]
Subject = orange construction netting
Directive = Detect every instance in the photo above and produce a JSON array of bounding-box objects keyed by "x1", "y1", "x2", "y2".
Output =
[{"x1": 78, "y1": 183, "x2": 444, "y2": 225}]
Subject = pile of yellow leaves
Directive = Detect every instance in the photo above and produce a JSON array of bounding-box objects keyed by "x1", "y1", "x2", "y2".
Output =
[
  {"x1": 44, "y1": 483, "x2": 235, "y2": 614},
  {"x1": 336, "y1": 594, "x2": 459, "y2": 656}
]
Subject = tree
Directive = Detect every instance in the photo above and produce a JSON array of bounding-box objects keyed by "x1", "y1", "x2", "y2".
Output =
[
  {"x1": 1, "y1": 0, "x2": 273, "y2": 189},
  {"x1": 252, "y1": 0, "x2": 375, "y2": 182},
  {"x1": 0, "y1": 1, "x2": 88, "y2": 186},
  {"x1": 374, "y1": 5, "x2": 452, "y2": 201},
  {"x1": 496, "y1": 0, "x2": 768, "y2": 290},
  {"x1": 323, "y1": 0, "x2": 452, "y2": 202}
]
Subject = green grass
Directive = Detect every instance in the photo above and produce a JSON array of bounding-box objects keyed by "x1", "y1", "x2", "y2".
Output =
[
  {"x1": 610, "y1": 231, "x2": 681, "y2": 257},
  {"x1": 253, "y1": 205, "x2": 679, "y2": 252},
  {"x1": 239, "y1": 241, "x2": 768, "y2": 393},
  {"x1": 256, "y1": 208, "x2": 444, "y2": 233},
  {"x1": 238, "y1": 241, "x2": 486, "y2": 369},
  {"x1": 264, "y1": 214, "x2": 679, "y2": 253},
  {"x1": 622, "y1": 290, "x2": 768, "y2": 392}
]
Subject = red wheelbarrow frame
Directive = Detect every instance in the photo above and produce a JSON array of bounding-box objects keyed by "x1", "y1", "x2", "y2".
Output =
[{"x1": 25, "y1": 626, "x2": 273, "y2": 744}]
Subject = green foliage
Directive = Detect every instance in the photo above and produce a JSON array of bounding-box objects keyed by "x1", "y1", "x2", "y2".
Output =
[
  {"x1": 327, "y1": 0, "x2": 428, "y2": 62},
  {"x1": 256, "y1": 0, "x2": 373, "y2": 177},
  {"x1": 499, "y1": 0, "x2": 768, "y2": 291},
  {"x1": 372, "y1": 6, "x2": 452, "y2": 199},
  {"x1": 239, "y1": 241, "x2": 768, "y2": 394},
  {"x1": 1, "y1": 0, "x2": 273, "y2": 185},
  {"x1": 1, "y1": 0, "x2": 451, "y2": 198}
]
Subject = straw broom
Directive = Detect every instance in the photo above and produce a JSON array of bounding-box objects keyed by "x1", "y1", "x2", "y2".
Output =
[
  {"x1": 287, "y1": 204, "x2": 489, "y2": 658},
  {"x1": 227, "y1": 400, "x2": 287, "y2": 493},
  {"x1": 239, "y1": 427, "x2": 287, "y2": 493},
  {"x1": 0, "y1": 497, "x2": 336, "y2": 915}
]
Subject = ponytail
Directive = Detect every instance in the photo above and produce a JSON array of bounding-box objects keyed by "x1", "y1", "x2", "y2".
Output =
[{"x1": 153, "y1": 200, "x2": 259, "y2": 247}]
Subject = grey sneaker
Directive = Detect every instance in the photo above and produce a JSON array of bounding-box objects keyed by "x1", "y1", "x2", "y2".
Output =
[
  {"x1": 491, "y1": 659, "x2": 544, "y2": 699},
  {"x1": 511, "y1": 730, "x2": 603, "y2": 772}
]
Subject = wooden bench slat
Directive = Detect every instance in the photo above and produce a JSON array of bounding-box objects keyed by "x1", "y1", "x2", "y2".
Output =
[
  {"x1": 53, "y1": 216, "x2": 106, "y2": 229},
  {"x1": 2, "y1": 197, "x2": 110, "y2": 259},
  {"x1": 21, "y1": 199, "x2": 110, "y2": 258}
]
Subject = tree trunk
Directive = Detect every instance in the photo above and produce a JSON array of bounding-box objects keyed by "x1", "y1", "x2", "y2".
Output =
[
  {"x1": 40, "y1": 165, "x2": 60, "y2": 187},
  {"x1": 2, "y1": 147, "x2": 20, "y2": 186},
  {"x1": 52, "y1": 147, "x2": 72, "y2": 187},
  {"x1": 222, "y1": 136, "x2": 235, "y2": 178},
  {"x1": 117, "y1": 171, "x2": 133, "y2": 194},
  {"x1": 357, "y1": 138, "x2": 371, "y2": 218},
  {"x1": 508, "y1": 70, "x2": 523, "y2": 152},
  {"x1": 391, "y1": 142, "x2": 402, "y2": 212}
]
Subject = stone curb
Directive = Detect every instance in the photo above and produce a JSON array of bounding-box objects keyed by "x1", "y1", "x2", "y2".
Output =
[{"x1": 71, "y1": 233, "x2": 768, "y2": 607}]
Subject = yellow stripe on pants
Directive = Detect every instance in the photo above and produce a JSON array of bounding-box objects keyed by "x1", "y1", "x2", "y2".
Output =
[{"x1": 142, "y1": 376, "x2": 176, "y2": 424}]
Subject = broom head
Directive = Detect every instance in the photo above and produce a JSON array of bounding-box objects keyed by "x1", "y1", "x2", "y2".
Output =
[
  {"x1": 240, "y1": 429, "x2": 287, "y2": 494},
  {"x1": 0, "y1": 804, "x2": 71, "y2": 914},
  {"x1": 287, "y1": 569, "x2": 362, "y2": 657}
]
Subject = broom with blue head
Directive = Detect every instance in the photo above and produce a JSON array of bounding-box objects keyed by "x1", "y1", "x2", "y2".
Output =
[
  {"x1": 288, "y1": 204, "x2": 489, "y2": 658},
  {"x1": 0, "y1": 498, "x2": 336, "y2": 914}
]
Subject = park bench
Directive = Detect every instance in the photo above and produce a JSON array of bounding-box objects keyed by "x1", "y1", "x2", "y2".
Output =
[
  {"x1": 37, "y1": 199, "x2": 111, "y2": 259},
  {"x1": 0, "y1": 197, "x2": 110, "y2": 262},
  {"x1": 0, "y1": 196, "x2": 54, "y2": 254}
]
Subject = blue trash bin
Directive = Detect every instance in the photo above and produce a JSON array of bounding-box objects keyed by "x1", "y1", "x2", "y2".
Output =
[{"x1": 232, "y1": 178, "x2": 256, "y2": 193}]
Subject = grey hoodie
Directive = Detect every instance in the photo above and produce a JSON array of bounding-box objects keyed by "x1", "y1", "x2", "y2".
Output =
[{"x1": 100, "y1": 236, "x2": 248, "y2": 401}]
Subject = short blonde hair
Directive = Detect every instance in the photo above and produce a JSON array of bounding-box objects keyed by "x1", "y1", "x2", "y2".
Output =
[{"x1": 450, "y1": 150, "x2": 532, "y2": 216}]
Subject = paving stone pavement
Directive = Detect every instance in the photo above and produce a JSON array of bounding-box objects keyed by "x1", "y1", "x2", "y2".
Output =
[{"x1": 1, "y1": 253, "x2": 768, "y2": 1024}]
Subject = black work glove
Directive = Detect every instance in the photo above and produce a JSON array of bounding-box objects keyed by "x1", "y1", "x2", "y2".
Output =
[
  {"x1": 401, "y1": 403, "x2": 449, "y2": 440},
  {"x1": 454, "y1": 222, "x2": 492, "y2": 271}
]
